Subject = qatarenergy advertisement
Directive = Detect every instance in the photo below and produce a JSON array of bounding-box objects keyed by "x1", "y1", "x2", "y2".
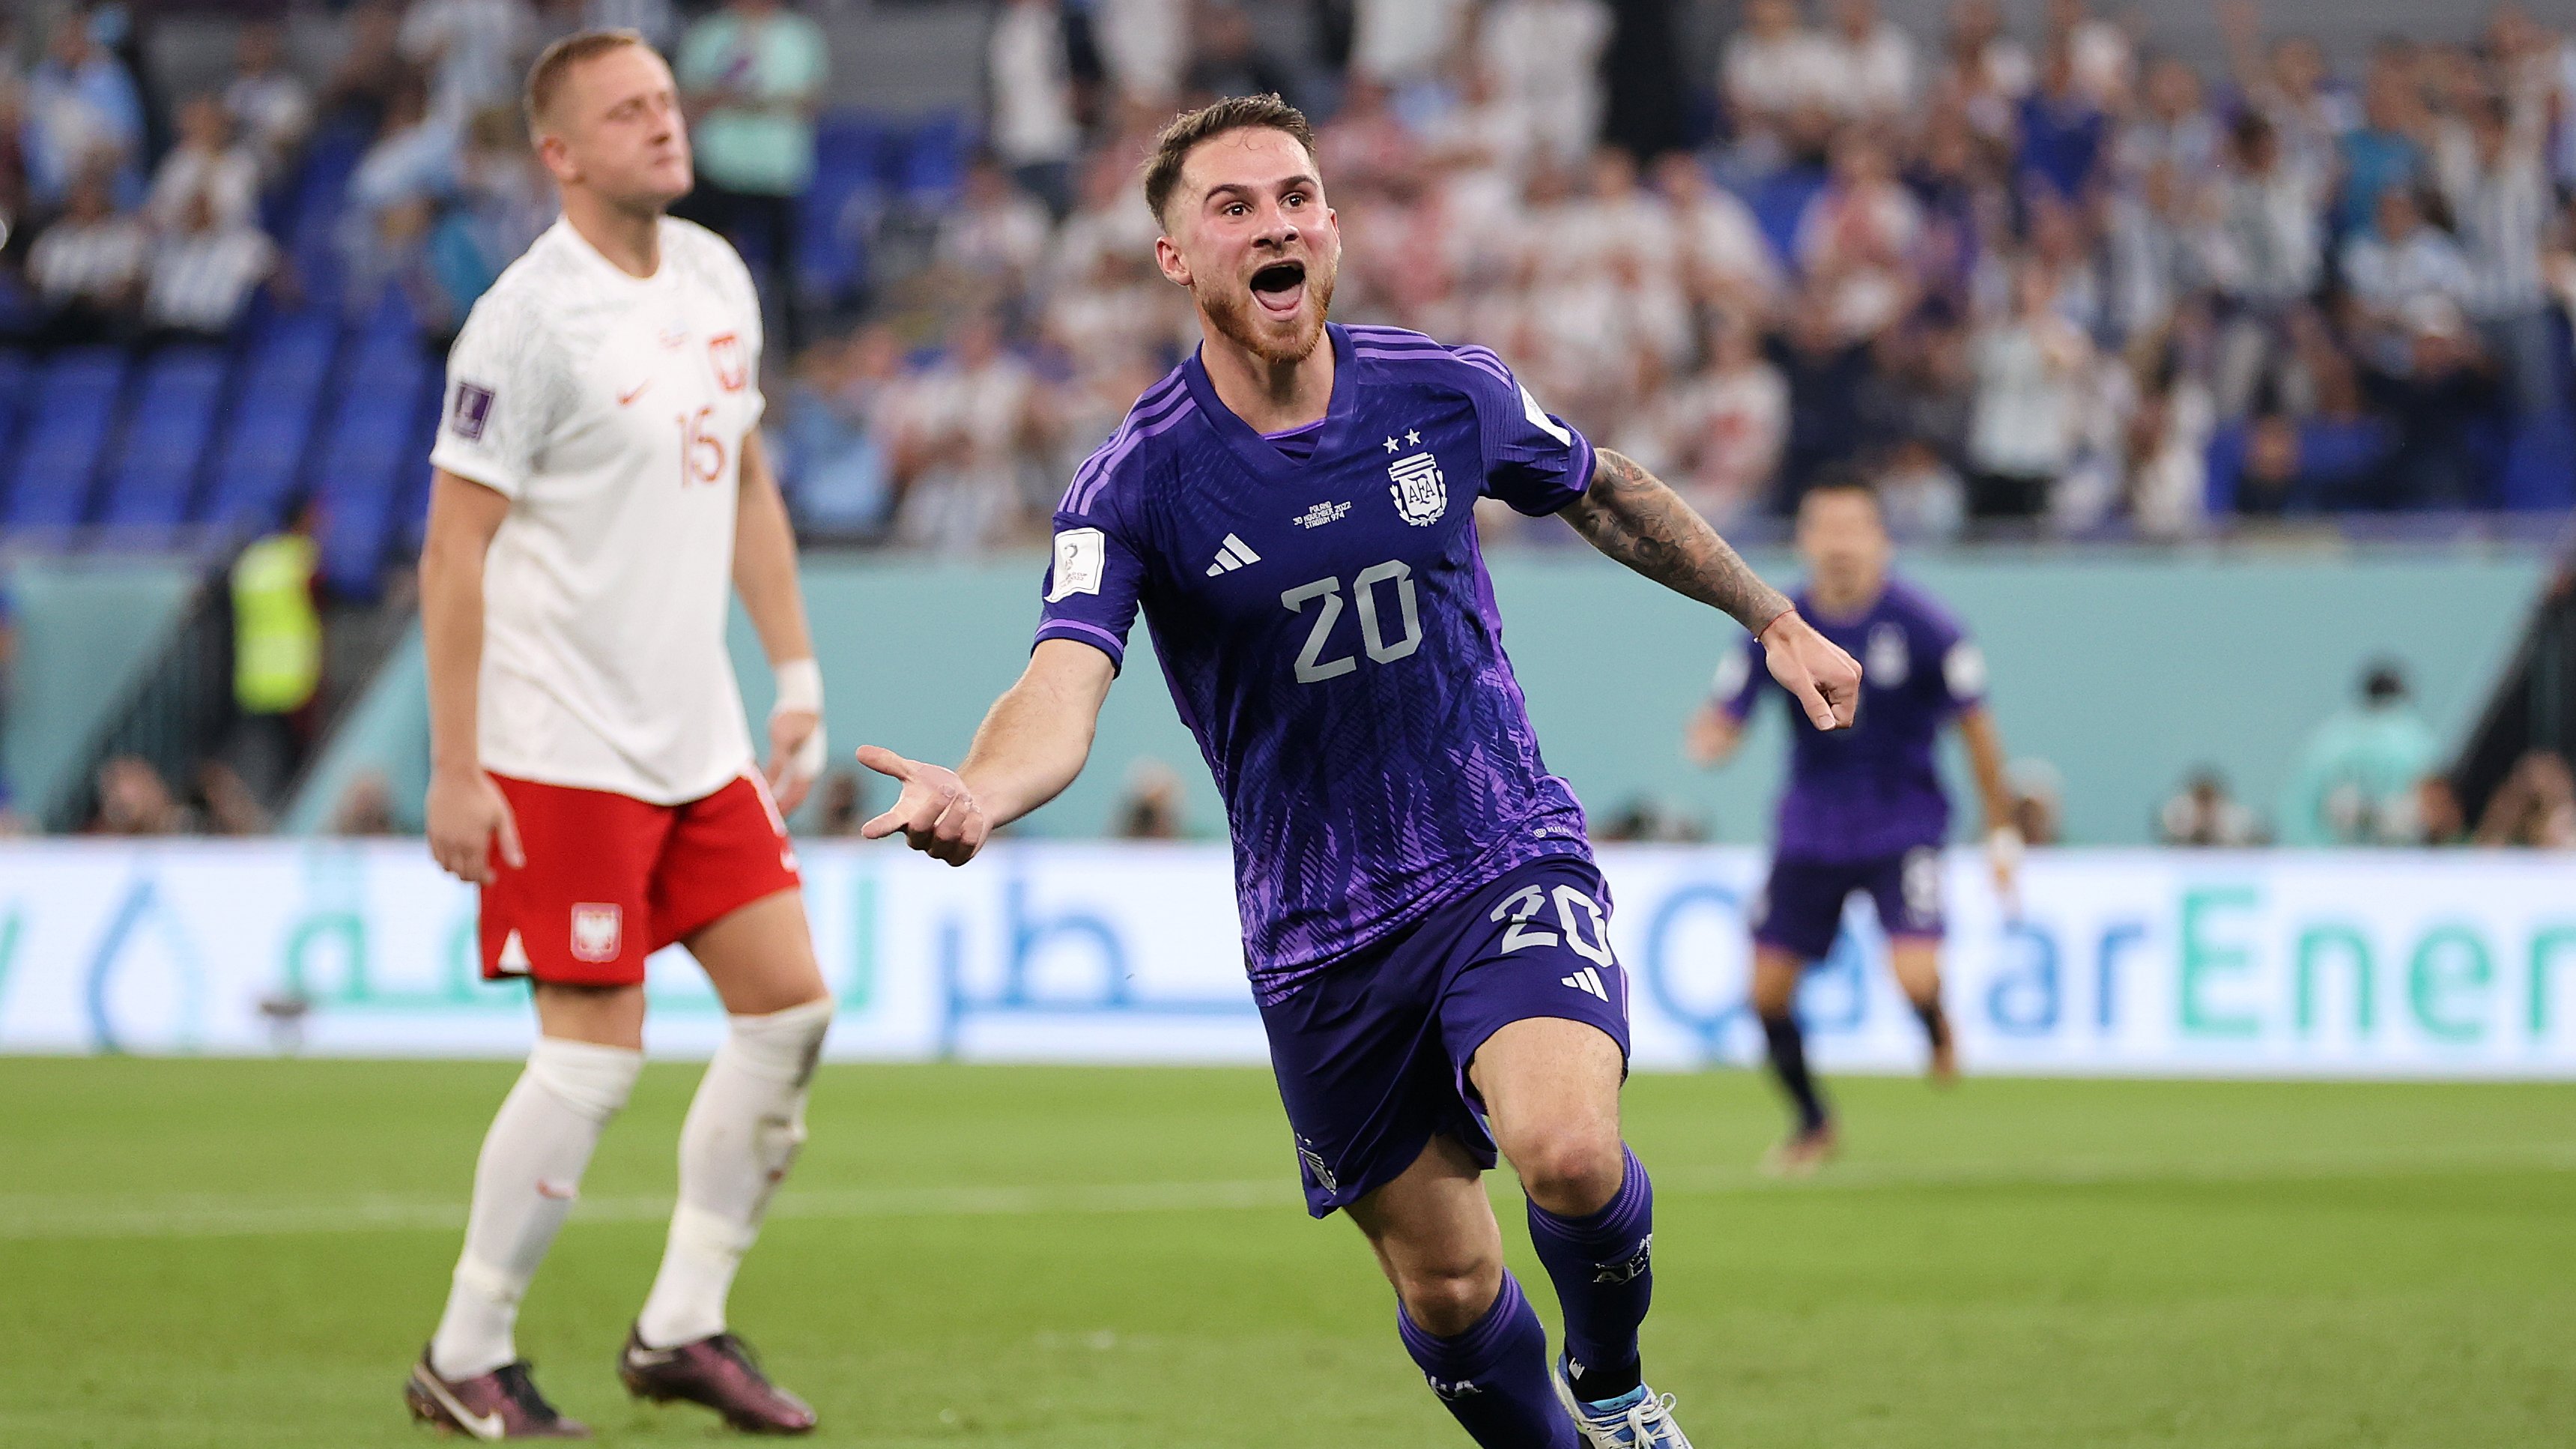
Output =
[{"x1": 1, "y1": 842, "x2": 2572, "y2": 1077}]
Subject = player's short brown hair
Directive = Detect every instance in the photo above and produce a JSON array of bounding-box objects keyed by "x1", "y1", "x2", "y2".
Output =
[
  {"x1": 1142, "y1": 94, "x2": 1318, "y2": 228},
  {"x1": 524, "y1": 28, "x2": 648, "y2": 130}
]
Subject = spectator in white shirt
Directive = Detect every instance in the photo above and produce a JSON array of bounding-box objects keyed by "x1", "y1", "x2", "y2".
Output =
[
  {"x1": 398, "y1": 0, "x2": 536, "y2": 126},
  {"x1": 582, "y1": 0, "x2": 679, "y2": 52},
  {"x1": 1968, "y1": 262, "x2": 2093, "y2": 518},
  {"x1": 2203, "y1": 111, "x2": 2324, "y2": 417},
  {"x1": 1794, "y1": 128, "x2": 1925, "y2": 343},
  {"x1": 1815, "y1": 0, "x2": 1915, "y2": 121},
  {"x1": 1091, "y1": 0, "x2": 1188, "y2": 112},
  {"x1": 890, "y1": 314, "x2": 1044, "y2": 554},
  {"x1": 1934, "y1": 0, "x2": 2033, "y2": 147},
  {"x1": 934, "y1": 155, "x2": 1055, "y2": 306},
  {"x1": 28, "y1": 166, "x2": 147, "y2": 345},
  {"x1": 1351, "y1": 0, "x2": 1472, "y2": 88},
  {"x1": 2116, "y1": 55, "x2": 2219, "y2": 187},
  {"x1": 1651, "y1": 152, "x2": 1783, "y2": 316},
  {"x1": 2045, "y1": 0, "x2": 2131, "y2": 109},
  {"x1": 22, "y1": 11, "x2": 145, "y2": 209},
  {"x1": 1482, "y1": 0, "x2": 1613, "y2": 172},
  {"x1": 1634, "y1": 309, "x2": 1788, "y2": 527},
  {"x1": 2341, "y1": 185, "x2": 2474, "y2": 330},
  {"x1": 144, "y1": 189, "x2": 277, "y2": 341},
  {"x1": 1724, "y1": 0, "x2": 1831, "y2": 146},
  {"x1": 223, "y1": 22, "x2": 314, "y2": 182},
  {"x1": 987, "y1": 0, "x2": 1080, "y2": 216},
  {"x1": 2443, "y1": 93, "x2": 2560, "y2": 416},
  {"x1": 148, "y1": 94, "x2": 261, "y2": 235}
]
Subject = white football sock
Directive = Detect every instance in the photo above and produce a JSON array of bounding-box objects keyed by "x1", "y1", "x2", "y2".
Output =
[
  {"x1": 428, "y1": 1036, "x2": 643, "y2": 1379},
  {"x1": 635, "y1": 996, "x2": 833, "y2": 1349}
]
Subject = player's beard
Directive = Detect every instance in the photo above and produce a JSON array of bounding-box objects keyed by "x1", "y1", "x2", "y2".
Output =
[{"x1": 1198, "y1": 258, "x2": 1336, "y2": 366}]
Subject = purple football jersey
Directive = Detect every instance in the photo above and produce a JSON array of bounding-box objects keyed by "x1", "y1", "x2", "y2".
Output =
[
  {"x1": 1717, "y1": 577, "x2": 1986, "y2": 862},
  {"x1": 1036, "y1": 324, "x2": 1598, "y2": 1001}
]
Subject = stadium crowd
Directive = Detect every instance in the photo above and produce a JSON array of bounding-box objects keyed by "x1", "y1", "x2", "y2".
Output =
[
  {"x1": 8, "y1": 2, "x2": 2576, "y2": 549},
  {"x1": 787, "y1": 0, "x2": 2576, "y2": 549}
]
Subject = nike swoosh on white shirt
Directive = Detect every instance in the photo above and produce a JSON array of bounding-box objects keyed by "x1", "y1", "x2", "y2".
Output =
[
  {"x1": 415, "y1": 1369, "x2": 506, "y2": 1440},
  {"x1": 617, "y1": 380, "x2": 652, "y2": 406}
]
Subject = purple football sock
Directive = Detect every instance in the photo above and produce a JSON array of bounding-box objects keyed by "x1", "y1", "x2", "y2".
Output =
[
  {"x1": 1395, "y1": 1271, "x2": 1580, "y2": 1448},
  {"x1": 1526, "y1": 1146, "x2": 1654, "y2": 1403}
]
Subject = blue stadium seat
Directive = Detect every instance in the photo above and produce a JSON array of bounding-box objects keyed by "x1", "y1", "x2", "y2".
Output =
[
  {"x1": 4, "y1": 348, "x2": 129, "y2": 532},
  {"x1": 97, "y1": 346, "x2": 230, "y2": 539},
  {"x1": 2499, "y1": 410, "x2": 2576, "y2": 512},
  {"x1": 312, "y1": 338, "x2": 431, "y2": 597},
  {"x1": 1745, "y1": 165, "x2": 1826, "y2": 273},
  {"x1": 900, "y1": 113, "x2": 971, "y2": 202},
  {"x1": 204, "y1": 315, "x2": 338, "y2": 536},
  {"x1": 0, "y1": 350, "x2": 33, "y2": 485}
]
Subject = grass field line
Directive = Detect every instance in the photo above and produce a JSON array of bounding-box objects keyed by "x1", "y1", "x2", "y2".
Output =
[{"x1": 4, "y1": 1139, "x2": 2574, "y2": 1243}]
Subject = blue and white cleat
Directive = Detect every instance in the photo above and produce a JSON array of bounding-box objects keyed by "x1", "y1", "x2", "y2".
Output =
[{"x1": 1554, "y1": 1364, "x2": 1695, "y2": 1448}]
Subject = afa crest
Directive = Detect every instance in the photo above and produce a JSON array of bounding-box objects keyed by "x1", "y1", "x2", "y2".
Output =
[{"x1": 1387, "y1": 451, "x2": 1446, "y2": 526}]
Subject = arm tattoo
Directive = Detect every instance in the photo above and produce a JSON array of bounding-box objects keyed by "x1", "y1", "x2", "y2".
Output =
[{"x1": 1562, "y1": 449, "x2": 1792, "y2": 633}]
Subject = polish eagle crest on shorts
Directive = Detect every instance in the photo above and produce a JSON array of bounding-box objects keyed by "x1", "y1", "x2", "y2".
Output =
[
  {"x1": 570, "y1": 903, "x2": 623, "y2": 962},
  {"x1": 1387, "y1": 450, "x2": 1446, "y2": 526}
]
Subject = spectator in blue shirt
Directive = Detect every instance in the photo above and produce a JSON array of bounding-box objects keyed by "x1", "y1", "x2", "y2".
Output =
[
  {"x1": 21, "y1": 10, "x2": 145, "y2": 208},
  {"x1": 2016, "y1": 43, "x2": 2106, "y2": 204},
  {"x1": 2334, "y1": 61, "x2": 2425, "y2": 240}
]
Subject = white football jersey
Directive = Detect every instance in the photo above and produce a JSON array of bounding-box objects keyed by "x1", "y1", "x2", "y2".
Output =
[{"x1": 431, "y1": 216, "x2": 766, "y2": 805}]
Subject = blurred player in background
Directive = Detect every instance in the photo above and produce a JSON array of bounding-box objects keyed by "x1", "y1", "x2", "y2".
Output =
[
  {"x1": 1685, "y1": 477, "x2": 2017, "y2": 1176},
  {"x1": 858, "y1": 97, "x2": 1861, "y2": 1449},
  {"x1": 410, "y1": 31, "x2": 829, "y2": 1439}
]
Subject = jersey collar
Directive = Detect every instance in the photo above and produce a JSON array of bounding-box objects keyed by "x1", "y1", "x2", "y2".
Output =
[{"x1": 1179, "y1": 322, "x2": 1358, "y2": 485}]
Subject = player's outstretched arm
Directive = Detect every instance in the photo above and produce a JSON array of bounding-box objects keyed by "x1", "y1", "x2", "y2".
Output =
[
  {"x1": 1957, "y1": 705, "x2": 2024, "y2": 898},
  {"x1": 1683, "y1": 702, "x2": 1743, "y2": 766},
  {"x1": 733, "y1": 431, "x2": 827, "y2": 813},
  {"x1": 419, "y1": 469, "x2": 524, "y2": 886},
  {"x1": 1563, "y1": 449, "x2": 1862, "y2": 730},
  {"x1": 855, "y1": 640, "x2": 1115, "y2": 866}
]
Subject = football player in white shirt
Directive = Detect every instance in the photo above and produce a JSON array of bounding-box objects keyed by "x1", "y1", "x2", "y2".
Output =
[{"x1": 405, "y1": 30, "x2": 828, "y2": 1439}]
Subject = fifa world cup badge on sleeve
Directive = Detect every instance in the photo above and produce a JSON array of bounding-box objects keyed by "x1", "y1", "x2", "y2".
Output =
[
  {"x1": 1048, "y1": 527, "x2": 1106, "y2": 601},
  {"x1": 1387, "y1": 450, "x2": 1446, "y2": 525},
  {"x1": 452, "y1": 381, "x2": 495, "y2": 441}
]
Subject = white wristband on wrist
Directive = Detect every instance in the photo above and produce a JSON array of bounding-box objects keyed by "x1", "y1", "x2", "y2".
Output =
[
  {"x1": 771, "y1": 659, "x2": 824, "y2": 717},
  {"x1": 770, "y1": 659, "x2": 826, "y2": 785},
  {"x1": 1988, "y1": 824, "x2": 2025, "y2": 870}
]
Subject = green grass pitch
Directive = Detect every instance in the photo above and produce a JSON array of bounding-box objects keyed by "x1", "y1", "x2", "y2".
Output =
[{"x1": 1, "y1": 1058, "x2": 2569, "y2": 1447}]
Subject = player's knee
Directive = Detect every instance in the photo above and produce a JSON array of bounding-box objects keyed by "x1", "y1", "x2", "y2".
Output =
[
  {"x1": 1752, "y1": 975, "x2": 1798, "y2": 1019},
  {"x1": 1506, "y1": 1122, "x2": 1625, "y2": 1217},
  {"x1": 1390, "y1": 1251, "x2": 1504, "y2": 1338}
]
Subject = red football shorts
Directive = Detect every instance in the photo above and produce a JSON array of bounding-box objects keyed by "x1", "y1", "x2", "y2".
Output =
[{"x1": 478, "y1": 770, "x2": 803, "y2": 986}]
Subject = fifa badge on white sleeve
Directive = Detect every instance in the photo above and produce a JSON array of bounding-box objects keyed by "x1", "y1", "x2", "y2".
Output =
[
  {"x1": 1387, "y1": 451, "x2": 1446, "y2": 526},
  {"x1": 1047, "y1": 527, "x2": 1106, "y2": 602},
  {"x1": 451, "y1": 381, "x2": 495, "y2": 441},
  {"x1": 569, "y1": 903, "x2": 623, "y2": 963}
]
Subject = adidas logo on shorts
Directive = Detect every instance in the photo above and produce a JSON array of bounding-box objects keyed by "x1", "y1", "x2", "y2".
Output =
[{"x1": 1561, "y1": 966, "x2": 1609, "y2": 1001}]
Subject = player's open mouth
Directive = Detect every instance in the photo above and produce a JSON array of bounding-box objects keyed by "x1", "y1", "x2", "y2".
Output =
[{"x1": 1249, "y1": 261, "x2": 1306, "y2": 318}]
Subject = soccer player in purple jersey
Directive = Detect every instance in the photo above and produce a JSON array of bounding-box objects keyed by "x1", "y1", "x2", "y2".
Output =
[
  {"x1": 1685, "y1": 477, "x2": 2020, "y2": 1176},
  {"x1": 856, "y1": 97, "x2": 1860, "y2": 1449}
]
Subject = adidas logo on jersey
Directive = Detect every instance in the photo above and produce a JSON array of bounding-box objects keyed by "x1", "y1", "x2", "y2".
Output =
[
  {"x1": 1561, "y1": 966, "x2": 1610, "y2": 1001},
  {"x1": 1204, "y1": 533, "x2": 1262, "y2": 576}
]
